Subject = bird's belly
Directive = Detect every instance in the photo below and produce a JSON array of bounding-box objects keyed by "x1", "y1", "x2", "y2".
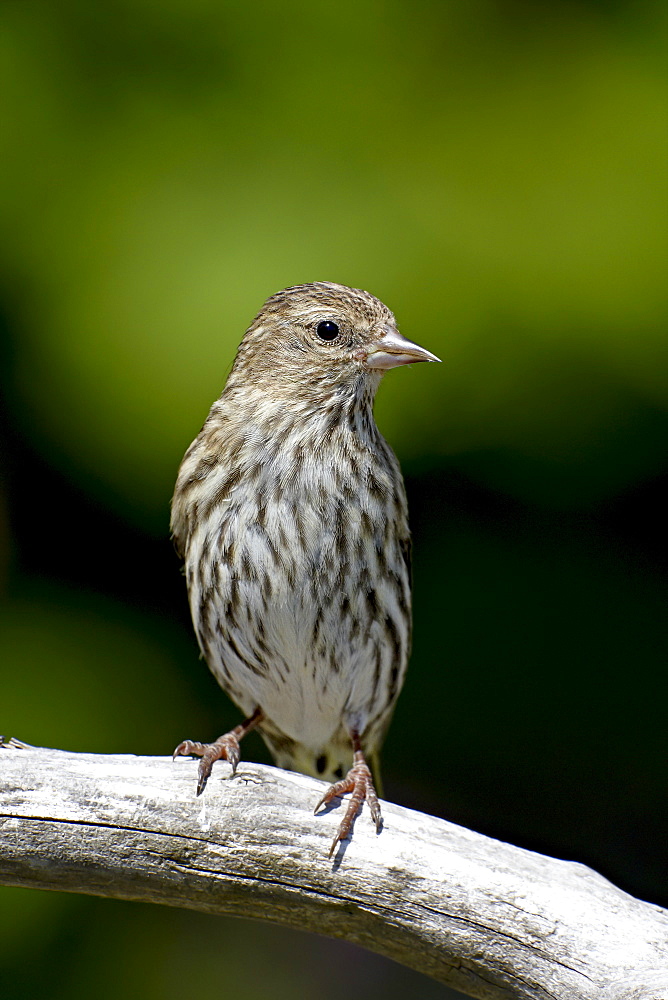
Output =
[{"x1": 189, "y1": 485, "x2": 410, "y2": 752}]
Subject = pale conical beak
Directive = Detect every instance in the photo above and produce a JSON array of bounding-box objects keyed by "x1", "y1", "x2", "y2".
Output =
[{"x1": 365, "y1": 327, "x2": 441, "y2": 370}]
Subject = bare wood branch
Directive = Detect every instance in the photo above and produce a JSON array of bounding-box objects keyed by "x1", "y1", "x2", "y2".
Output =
[{"x1": 0, "y1": 740, "x2": 666, "y2": 1000}]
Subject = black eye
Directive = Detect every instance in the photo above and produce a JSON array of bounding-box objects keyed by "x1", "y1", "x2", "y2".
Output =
[{"x1": 316, "y1": 320, "x2": 340, "y2": 341}]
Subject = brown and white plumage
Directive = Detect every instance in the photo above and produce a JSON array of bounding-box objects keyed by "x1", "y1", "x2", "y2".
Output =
[{"x1": 171, "y1": 282, "x2": 439, "y2": 852}]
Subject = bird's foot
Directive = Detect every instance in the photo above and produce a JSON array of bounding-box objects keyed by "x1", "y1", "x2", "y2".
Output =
[
  {"x1": 314, "y1": 750, "x2": 382, "y2": 857},
  {"x1": 173, "y1": 733, "x2": 241, "y2": 795},
  {"x1": 173, "y1": 707, "x2": 264, "y2": 796}
]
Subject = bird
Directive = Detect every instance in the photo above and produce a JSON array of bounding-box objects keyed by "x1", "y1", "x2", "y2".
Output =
[{"x1": 171, "y1": 281, "x2": 439, "y2": 855}]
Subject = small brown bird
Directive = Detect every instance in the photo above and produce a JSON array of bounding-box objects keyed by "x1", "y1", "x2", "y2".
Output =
[{"x1": 171, "y1": 282, "x2": 439, "y2": 854}]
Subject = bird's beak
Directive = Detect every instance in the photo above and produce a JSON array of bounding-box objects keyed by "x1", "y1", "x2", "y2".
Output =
[{"x1": 364, "y1": 327, "x2": 441, "y2": 370}]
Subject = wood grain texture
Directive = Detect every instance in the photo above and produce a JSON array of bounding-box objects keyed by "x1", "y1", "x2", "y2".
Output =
[{"x1": 1, "y1": 740, "x2": 666, "y2": 1000}]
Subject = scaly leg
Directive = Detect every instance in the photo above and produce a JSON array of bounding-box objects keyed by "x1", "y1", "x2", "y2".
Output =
[{"x1": 314, "y1": 731, "x2": 382, "y2": 856}]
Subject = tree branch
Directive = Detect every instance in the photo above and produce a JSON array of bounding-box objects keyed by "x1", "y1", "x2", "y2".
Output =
[{"x1": 0, "y1": 740, "x2": 666, "y2": 1000}]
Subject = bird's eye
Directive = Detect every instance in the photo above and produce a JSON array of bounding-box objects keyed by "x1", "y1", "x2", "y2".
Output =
[{"x1": 316, "y1": 320, "x2": 340, "y2": 342}]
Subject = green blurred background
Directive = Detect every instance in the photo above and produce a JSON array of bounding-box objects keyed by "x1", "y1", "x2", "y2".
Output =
[{"x1": 1, "y1": 0, "x2": 666, "y2": 997}]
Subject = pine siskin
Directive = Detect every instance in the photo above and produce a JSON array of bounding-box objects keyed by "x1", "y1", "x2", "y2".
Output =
[{"x1": 171, "y1": 282, "x2": 439, "y2": 854}]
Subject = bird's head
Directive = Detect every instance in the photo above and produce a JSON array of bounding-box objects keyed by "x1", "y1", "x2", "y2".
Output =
[{"x1": 226, "y1": 282, "x2": 440, "y2": 404}]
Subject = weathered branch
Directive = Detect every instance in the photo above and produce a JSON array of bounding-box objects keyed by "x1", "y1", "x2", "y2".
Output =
[{"x1": 0, "y1": 740, "x2": 665, "y2": 1000}]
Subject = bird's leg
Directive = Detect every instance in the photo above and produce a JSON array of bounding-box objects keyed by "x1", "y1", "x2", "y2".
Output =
[
  {"x1": 173, "y1": 706, "x2": 264, "y2": 795},
  {"x1": 314, "y1": 731, "x2": 382, "y2": 857}
]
